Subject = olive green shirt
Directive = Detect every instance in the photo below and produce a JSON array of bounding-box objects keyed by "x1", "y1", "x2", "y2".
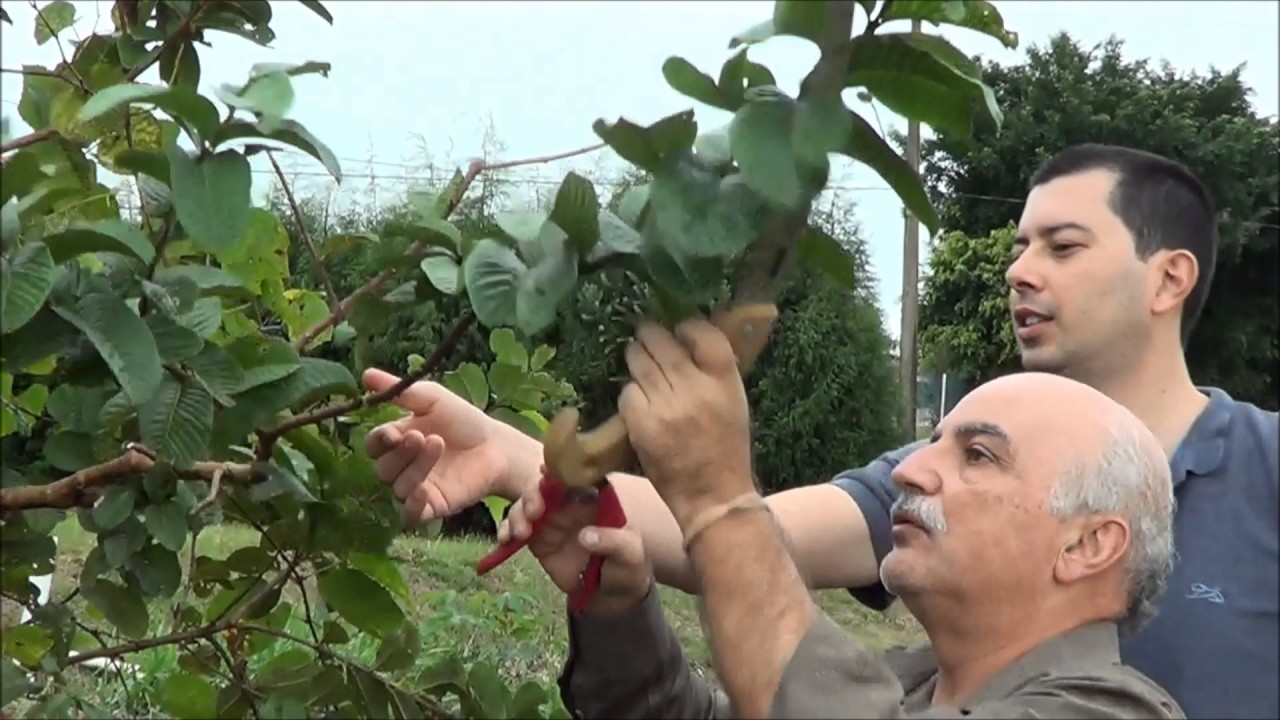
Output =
[{"x1": 556, "y1": 587, "x2": 1184, "y2": 718}]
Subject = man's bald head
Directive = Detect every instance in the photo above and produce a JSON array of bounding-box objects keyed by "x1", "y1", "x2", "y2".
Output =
[{"x1": 880, "y1": 372, "x2": 1175, "y2": 640}]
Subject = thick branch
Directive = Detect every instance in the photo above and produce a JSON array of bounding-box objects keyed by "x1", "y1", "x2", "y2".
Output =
[
  {"x1": 288, "y1": 142, "x2": 604, "y2": 352},
  {"x1": 255, "y1": 310, "x2": 476, "y2": 460},
  {"x1": 267, "y1": 150, "x2": 342, "y2": 317},
  {"x1": 0, "y1": 445, "x2": 260, "y2": 512}
]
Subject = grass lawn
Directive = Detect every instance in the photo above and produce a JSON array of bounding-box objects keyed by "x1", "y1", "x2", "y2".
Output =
[{"x1": 2, "y1": 518, "x2": 924, "y2": 715}]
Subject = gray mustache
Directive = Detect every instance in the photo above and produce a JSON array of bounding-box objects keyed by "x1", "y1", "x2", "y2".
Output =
[{"x1": 893, "y1": 492, "x2": 947, "y2": 534}]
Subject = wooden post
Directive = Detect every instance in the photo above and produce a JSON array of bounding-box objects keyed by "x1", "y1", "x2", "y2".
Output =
[{"x1": 898, "y1": 17, "x2": 923, "y2": 440}]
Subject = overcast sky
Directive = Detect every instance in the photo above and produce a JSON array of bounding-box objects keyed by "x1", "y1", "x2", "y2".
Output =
[{"x1": 3, "y1": 1, "x2": 1277, "y2": 342}]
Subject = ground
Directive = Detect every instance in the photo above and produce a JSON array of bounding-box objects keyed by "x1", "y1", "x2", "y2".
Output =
[{"x1": 2, "y1": 518, "x2": 924, "y2": 716}]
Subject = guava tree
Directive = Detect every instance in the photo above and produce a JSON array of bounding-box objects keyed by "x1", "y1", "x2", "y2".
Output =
[{"x1": 0, "y1": 0, "x2": 1016, "y2": 717}]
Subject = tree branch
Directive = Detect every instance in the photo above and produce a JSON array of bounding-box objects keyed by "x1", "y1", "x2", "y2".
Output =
[
  {"x1": 267, "y1": 150, "x2": 342, "y2": 317},
  {"x1": 287, "y1": 141, "x2": 603, "y2": 352},
  {"x1": 63, "y1": 551, "x2": 298, "y2": 667},
  {"x1": 0, "y1": 445, "x2": 261, "y2": 512},
  {"x1": 254, "y1": 310, "x2": 476, "y2": 460}
]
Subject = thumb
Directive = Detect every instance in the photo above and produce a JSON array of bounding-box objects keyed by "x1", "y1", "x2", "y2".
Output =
[
  {"x1": 362, "y1": 368, "x2": 442, "y2": 415},
  {"x1": 578, "y1": 526, "x2": 645, "y2": 569}
]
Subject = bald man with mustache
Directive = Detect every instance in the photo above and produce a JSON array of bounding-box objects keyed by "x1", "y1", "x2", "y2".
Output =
[{"x1": 543, "y1": 330, "x2": 1183, "y2": 718}]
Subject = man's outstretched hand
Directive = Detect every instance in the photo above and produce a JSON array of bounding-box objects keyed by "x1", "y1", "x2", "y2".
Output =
[{"x1": 361, "y1": 368, "x2": 542, "y2": 526}]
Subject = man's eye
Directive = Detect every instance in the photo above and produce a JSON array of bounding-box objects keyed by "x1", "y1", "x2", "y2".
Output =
[
  {"x1": 1051, "y1": 243, "x2": 1081, "y2": 254},
  {"x1": 964, "y1": 446, "x2": 991, "y2": 464}
]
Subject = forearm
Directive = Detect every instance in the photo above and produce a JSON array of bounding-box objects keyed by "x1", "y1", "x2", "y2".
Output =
[
  {"x1": 613, "y1": 475, "x2": 881, "y2": 595},
  {"x1": 559, "y1": 585, "x2": 732, "y2": 719},
  {"x1": 687, "y1": 503, "x2": 815, "y2": 717}
]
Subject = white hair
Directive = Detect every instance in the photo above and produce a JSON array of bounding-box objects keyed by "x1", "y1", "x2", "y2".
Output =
[{"x1": 1049, "y1": 420, "x2": 1176, "y2": 637}]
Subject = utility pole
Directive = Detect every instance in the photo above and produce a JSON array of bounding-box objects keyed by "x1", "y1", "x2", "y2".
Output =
[{"x1": 898, "y1": 17, "x2": 923, "y2": 441}]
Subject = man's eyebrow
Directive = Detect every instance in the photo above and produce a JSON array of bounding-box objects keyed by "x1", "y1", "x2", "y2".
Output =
[
  {"x1": 1013, "y1": 221, "x2": 1092, "y2": 246},
  {"x1": 931, "y1": 420, "x2": 1013, "y2": 447}
]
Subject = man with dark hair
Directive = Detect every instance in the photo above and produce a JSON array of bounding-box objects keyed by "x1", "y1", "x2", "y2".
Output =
[{"x1": 362, "y1": 143, "x2": 1278, "y2": 718}]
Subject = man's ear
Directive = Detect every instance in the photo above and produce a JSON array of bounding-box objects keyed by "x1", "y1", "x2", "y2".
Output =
[
  {"x1": 1150, "y1": 248, "x2": 1199, "y2": 315},
  {"x1": 1054, "y1": 515, "x2": 1130, "y2": 585}
]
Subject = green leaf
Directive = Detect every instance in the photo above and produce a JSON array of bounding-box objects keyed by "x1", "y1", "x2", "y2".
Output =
[
  {"x1": 153, "y1": 265, "x2": 249, "y2": 298},
  {"x1": 41, "y1": 219, "x2": 155, "y2": 265},
  {"x1": 81, "y1": 578, "x2": 149, "y2": 639},
  {"x1": 43, "y1": 430, "x2": 95, "y2": 471},
  {"x1": 589, "y1": 209, "x2": 643, "y2": 262},
  {"x1": 129, "y1": 543, "x2": 182, "y2": 597},
  {"x1": 456, "y1": 362, "x2": 489, "y2": 408},
  {"x1": 662, "y1": 56, "x2": 731, "y2": 110},
  {"x1": 298, "y1": 0, "x2": 334, "y2": 24},
  {"x1": 373, "y1": 621, "x2": 420, "y2": 674},
  {"x1": 215, "y1": 70, "x2": 294, "y2": 133},
  {"x1": 176, "y1": 297, "x2": 223, "y2": 338},
  {"x1": 517, "y1": 248, "x2": 578, "y2": 336},
  {"x1": 316, "y1": 567, "x2": 405, "y2": 639},
  {"x1": 798, "y1": 225, "x2": 858, "y2": 290},
  {"x1": 77, "y1": 82, "x2": 221, "y2": 143},
  {"x1": 510, "y1": 681, "x2": 549, "y2": 718},
  {"x1": 462, "y1": 238, "x2": 525, "y2": 329},
  {"x1": 615, "y1": 185, "x2": 650, "y2": 228},
  {"x1": 489, "y1": 328, "x2": 528, "y2": 369},
  {"x1": 144, "y1": 500, "x2": 189, "y2": 552},
  {"x1": 1, "y1": 658, "x2": 35, "y2": 708},
  {"x1": 159, "y1": 38, "x2": 201, "y2": 91},
  {"x1": 793, "y1": 94, "x2": 851, "y2": 169},
  {"x1": 92, "y1": 486, "x2": 136, "y2": 531},
  {"x1": 496, "y1": 211, "x2": 546, "y2": 249},
  {"x1": 169, "y1": 147, "x2": 252, "y2": 254},
  {"x1": 145, "y1": 312, "x2": 204, "y2": 363},
  {"x1": 549, "y1": 172, "x2": 600, "y2": 255},
  {"x1": 33, "y1": 1, "x2": 75, "y2": 45},
  {"x1": 154, "y1": 674, "x2": 218, "y2": 719},
  {"x1": 840, "y1": 111, "x2": 939, "y2": 235},
  {"x1": 247, "y1": 465, "x2": 316, "y2": 504},
  {"x1": 1, "y1": 625, "x2": 52, "y2": 667},
  {"x1": 730, "y1": 0, "x2": 830, "y2": 48},
  {"x1": 420, "y1": 255, "x2": 461, "y2": 295},
  {"x1": 138, "y1": 374, "x2": 214, "y2": 469},
  {"x1": 348, "y1": 552, "x2": 410, "y2": 600},
  {"x1": 729, "y1": 92, "x2": 802, "y2": 208},
  {"x1": 530, "y1": 344, "x2": 554, "y2": 372},
  {"x1": 845, "y1": 32, "x2": 1001, "y2": 137},
  {"x1": 223, "y1": 334, "x2": 301, "y2": 391},
  {"x1": 186, "y1": 341, "x2": 246, "y2": 398},
  {"x1": 50, "y1": 290, "x2": 163, "y2": 405},
  {"x1": 880, "y1": 0, "x2": 1018, "y2": 49},
  {"x1": 487, "y1": 363, "x2": 524, "y2": 405},
  {"x1": 0, "y1": 241, "x2": 55, "y2": 334},
  {"x1": 212, "y1": 118, "x2": 343, "y2": 182},
  {"x1": 592, "y1": 117, "x2": 662, "y2": 171}
]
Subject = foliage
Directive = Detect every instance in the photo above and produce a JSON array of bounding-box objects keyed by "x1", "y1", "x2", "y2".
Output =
[
  {"x1": 917, "y1": 33, "x2": 1279, "y2": 406},
  {"x1": 0, "y1": 0, "x2": 1014, "y2": 717}
]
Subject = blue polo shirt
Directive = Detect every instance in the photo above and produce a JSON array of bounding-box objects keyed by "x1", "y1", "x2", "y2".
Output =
[{"x1": 831, "y1": 386, "x2": 1279, "y2": 719}]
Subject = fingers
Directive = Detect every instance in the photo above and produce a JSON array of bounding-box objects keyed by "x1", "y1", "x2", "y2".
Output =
[
  {"x1": 579, "y1": 526, "x2": 646, "y2": 571},
  {"x1": 624, "y1": 339, "x2": 672, "y2": 398},
  {"x1": 673, "y1": 318, "x2": 736, "y2": 375},
  {"x1": 498, "y1": 480, "x2": 547, "y2": 543},
  {"x1": 636, "y1": 321, "x2": 693, "y2": 376},
  {"x1": 528, "y1": 499, "x2": 599, "y2": 559},
  {"x1": 361, "y1": 368, "x2": 449, "y2": 416},
  {"x1": 617, "y1": 381, "x2": 647, "y2": 425},
  {"x1": 390, "y1": 434, "x2": 446, "y2": 508}
]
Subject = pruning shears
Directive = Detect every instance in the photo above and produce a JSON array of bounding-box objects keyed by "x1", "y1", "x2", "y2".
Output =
[{"x1": 475, "y1": 302, "x2": 780, "y2": 612}]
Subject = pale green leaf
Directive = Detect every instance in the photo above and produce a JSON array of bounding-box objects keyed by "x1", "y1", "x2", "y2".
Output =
[
  {"x1": 0, "y1": 241, "x2": 55, "y2": 334},
  {"x1": 168, "y1": 147, "x2": 252, "y2": 254},
  {"x1": 155, "y1": 673, "x2": 217, "y2": 720},
  {"x1": 662, "y1": 56, "x2": 731, "y2": 110},
  {"x1": 81, "y1": 578, "x2": 150, "y2": 639},
  {"x1": 33, "y1": 1, "x2": 75, "y2": 45},
  {"x1": 729, "y1": 93, "x2": 801, "y2": 208},
  {"x1": 463, "y1": 238, "x2": 525, "y2": 329},
  {"x1": 841, "y1": 111, "x2": 939, "y2": 235},
  {"x1": 211, "y1": 118, "x2": 342, "y2": 182},
  {"x1": 145, "y1": 312, "x2": 204, "y2": 363},
  {"x1": 456, "y1": 362, "x2": 489, "y2": 408},
  {"x1": 488, "y1": 327, "x2": 528, "y2": 369},
  {"x1": 420, "y1": 255, "x2": 461, "y2": 295},
  {"x1": 317, "y1": 567, "x2": 405, "y2": 639},
  {"x1": 41, "y1": 219, "x2": 155, "y2": 265}
]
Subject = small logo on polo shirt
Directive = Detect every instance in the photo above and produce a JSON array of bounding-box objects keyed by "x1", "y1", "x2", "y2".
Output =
[{"x1": 1186, "y1": 583, "x2": 1225, "y2": 603}]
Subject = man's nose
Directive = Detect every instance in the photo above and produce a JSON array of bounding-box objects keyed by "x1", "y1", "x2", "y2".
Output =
[
  {"x1": 890, "y1": 448, "x2": 941, "y2": 496},
  {"x1": 1005, "y1": 250, "x2": 1045, "y2": 294}
]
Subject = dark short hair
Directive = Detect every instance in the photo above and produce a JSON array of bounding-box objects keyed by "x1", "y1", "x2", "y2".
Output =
[{"x1": 1029, "y1": 143, "x2": 1219, "y2": 344}]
